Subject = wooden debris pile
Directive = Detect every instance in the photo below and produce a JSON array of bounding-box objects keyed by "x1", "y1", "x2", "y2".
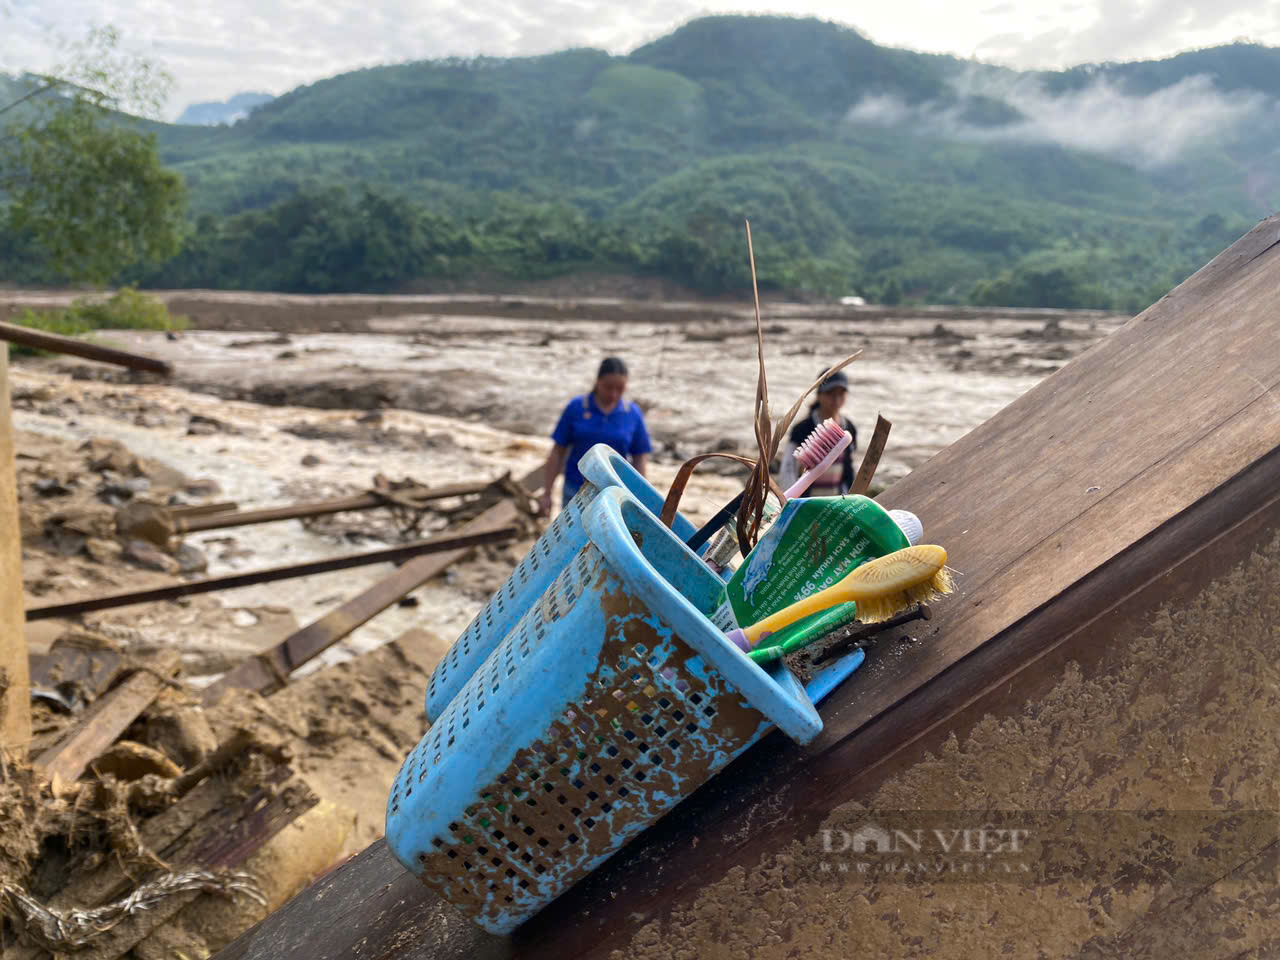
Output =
[{"x1": 1, "y1": 632, "x2": 320, "y2": 960}]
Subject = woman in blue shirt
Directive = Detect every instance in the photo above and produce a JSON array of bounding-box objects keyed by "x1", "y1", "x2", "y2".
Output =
[{"x1": 538, "y1": 357, "x2": 652, "y2": 514}]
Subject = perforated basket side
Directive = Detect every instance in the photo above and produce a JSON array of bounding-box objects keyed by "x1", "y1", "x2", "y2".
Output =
[
  {"x1": 391, "y1": 571, "x2": 771, "y2": 934},
  {"x1": 424, "y1": 480, "x2": 599, "y2": 722}
]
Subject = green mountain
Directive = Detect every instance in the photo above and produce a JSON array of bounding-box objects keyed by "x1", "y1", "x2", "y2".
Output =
[{"x1": 12, "y1": 16, "x2": 1280, "y2": 307}]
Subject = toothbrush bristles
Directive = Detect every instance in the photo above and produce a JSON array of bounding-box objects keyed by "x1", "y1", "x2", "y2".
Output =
[{"x1": 794, "y1": 418, "x2": 850, "y2": 471}]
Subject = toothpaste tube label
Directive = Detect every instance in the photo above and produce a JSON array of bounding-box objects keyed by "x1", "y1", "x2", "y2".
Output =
[{"x1": 711, "y1": 496, "x2": 909, "y2": 631}]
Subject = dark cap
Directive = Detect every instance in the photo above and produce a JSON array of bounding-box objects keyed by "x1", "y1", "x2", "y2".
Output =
[{"x1": 817, "y1": 370, "x2": 849, "y2": 393}]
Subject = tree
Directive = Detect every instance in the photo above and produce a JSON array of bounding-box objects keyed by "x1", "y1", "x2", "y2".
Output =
[{"x1": 0, "y1": 26, "x2": 186, "y2": 282}]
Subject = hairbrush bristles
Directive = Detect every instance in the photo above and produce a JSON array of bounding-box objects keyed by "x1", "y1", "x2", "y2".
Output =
[
  {"x1": 853, "y1": 567, "x2": 955, "y2": 622},
  {"x1": 793, "y1": 418, "x2": 850, "y2": 471},
  {"x1": 844, "y1": 545, "x2": 953, "y2": 622}
]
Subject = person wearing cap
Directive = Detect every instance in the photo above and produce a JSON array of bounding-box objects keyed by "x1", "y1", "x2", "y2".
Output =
[
  {"x1": 779, "y1": 369, "x2": 858, "y2": 495},
  {"x1": 538, "y1": 357, "x2": 652, "y2": 514}
]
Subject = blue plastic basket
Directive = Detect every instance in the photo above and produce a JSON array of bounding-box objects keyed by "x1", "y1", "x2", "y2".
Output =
[
  {"x1": 424, "y1": 443, "x2": 705, "y2": 724},
  {"x1": 387, "y1": 486, "x2": 863, "y2": 934}
]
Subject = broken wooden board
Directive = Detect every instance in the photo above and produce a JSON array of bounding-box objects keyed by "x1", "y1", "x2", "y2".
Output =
[
  {"x1": 8, "y1": 753, "x2": 310, "y2": 960},
  {"x1": 33, "y1": 654, "x2": 178, "y2": 794},
  {"x1": 202, "y1": 466, "x2": 542, "y2": 705},
  {"x1": 68, "y1": 778, "x2": 317, "y2": 960},
  {"x1": 210, "y1": 215, "x2": 1280, "y2": 960}
]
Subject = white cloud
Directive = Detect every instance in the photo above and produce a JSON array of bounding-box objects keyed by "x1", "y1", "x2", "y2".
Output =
[
  {"x1": 2, "y1": 0, "x2": 1279, "y2": 120},
  {"x1": 846, "y1": 70, "x2": 1273, "y2": 168}
]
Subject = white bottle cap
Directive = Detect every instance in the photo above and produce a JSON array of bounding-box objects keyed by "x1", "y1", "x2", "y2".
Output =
[{"x1": 888, "y1": 509, "x2": 923, "y2": 546}]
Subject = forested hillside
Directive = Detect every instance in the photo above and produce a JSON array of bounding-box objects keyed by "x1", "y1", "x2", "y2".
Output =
[{"x1": 6, "y1": 16, "x2": 1278, "y2": 307}]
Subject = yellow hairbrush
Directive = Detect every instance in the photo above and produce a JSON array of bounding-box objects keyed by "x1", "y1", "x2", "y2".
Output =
[{"x1": 726, "y1": 544, "x2": 953, "y2": 652}]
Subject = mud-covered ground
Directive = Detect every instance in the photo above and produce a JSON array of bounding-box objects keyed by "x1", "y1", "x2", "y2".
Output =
[{"x1": 44, "y1": 309, "x2": 1123, "y2": 484}]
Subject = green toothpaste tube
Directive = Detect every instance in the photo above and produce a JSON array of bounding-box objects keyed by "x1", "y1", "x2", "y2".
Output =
[{"x1": 710, "y1": 495, "x2": 922, "y2": 633}]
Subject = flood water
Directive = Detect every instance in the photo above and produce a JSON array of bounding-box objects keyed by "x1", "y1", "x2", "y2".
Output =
[{"x1": 15, "y1": 307, "x2": 1128, "y2": 674}]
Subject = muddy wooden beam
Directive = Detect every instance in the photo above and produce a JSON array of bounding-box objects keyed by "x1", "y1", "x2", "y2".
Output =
[
  {"x1": 56, "y1": 777, "x2": 316, "y2": 960},
  {"x1": 25, "y1": 525, "x2": 520, "y2": 621},
  {"x1": 215, "y1": 839, "x2": 506, "y2": 960},
  {"x1": 0, "y1": 320, "x2": 173, "y2": 375},
  {"x1": 0, "y1": 349, "x2": 30, "y2": 752},
  {"x1": 52, "y1": 759, "x2": 287, "y2": 919},
  {"x1": 33, "y1": 654, "x2": 178, "y2": 792},
  {"x1": 202, "y1": 467, "x2": 542, "y2": 705},
  {"x1": 172, "y1": 481, "x2": 494, "y2": 534}
]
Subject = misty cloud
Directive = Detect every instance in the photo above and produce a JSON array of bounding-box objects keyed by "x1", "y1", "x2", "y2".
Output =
[
  {"x1": 5, "y1": 0, "x2": 1280, "y2": 121},
  {"x1": 845, "y1": 70, "x2": 1272, "y2": 167}
]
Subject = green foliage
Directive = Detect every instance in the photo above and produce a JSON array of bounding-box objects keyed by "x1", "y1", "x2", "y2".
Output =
[
  {"x1": 0, "y1": 26, "x2": 186, "y2": 284},
  {"x1": 8, "y1": 287, "x2": 187, "y2": 356},
  {"x1": 6, "y1": 16, "x2": 1279, "y2": 306},
  {"x1": 2, "y1": 101, "x2": 186, "y2": 282}
]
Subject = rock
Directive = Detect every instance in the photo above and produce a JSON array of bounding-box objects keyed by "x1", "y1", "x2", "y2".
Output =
[
  {"x1": 231, "y1": 609, "x2": 259, "y2": 627},
  {"x1": 187, "y1": 413, "x2": 235, "y2": 435},
  {"x1": 174, "y1": 542, "x2": 208, "y2": 574},
  {"x1": 136, "y1": 457, "x2": 188, "y2": 493},
  {"x1": 184, "y1": 477, "x2": 222, "y2": 497},
  {"x1": 12, "y1": 384, "x2": 55, "y2": 403},
  {"x1": 53, "y1": 506, "x2": 117, "y2": 539},
  {"x1": 33, "y1": 475, "x2": 71, "y2": 497},
  {"x1": 140, "y1": 692, "x2": 219, "y2": 768},
  {"x1": 84, "y1": 537, "x2": 124, "y2": 564},
  {"x1": 81, "y1": 437, "x2": 139, "y2": 474},
  {"x1": 97, "y1": 482, "x2": 138, "y2": 506},
  {"x1": 300, "y1": 454, "x2": 321, "y2": 467},
  {"x1": 92, "y1": 740, "x2": 183, "y2": 781},
  {"x1": 123, "y1": 539, "x2": 180, "y2": 574},
  {"x1": 46, "y1": 526, "x2": 87, "y2": 556},
  {"x1": 116, "y1": 501, "x2": 175, "y2": 547}
]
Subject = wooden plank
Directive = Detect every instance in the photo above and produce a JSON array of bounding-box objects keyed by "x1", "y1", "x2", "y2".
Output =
[
  {"x1": 33, "y1": 655, "x2": 178, "y2": 792},
  {"x1": 0, "y1": 349, "x2": 30, "y2": 752},
  {"x1": 210, "y1": 217, "x2": 1280, "y2": 960},
  {"x1": 213, "y1": 840, "x2": 508, "y2": 960},
  {"x1": 26, "y1": 525, "x2": 519, "y2": 621},
  {"x1": 202, "y1": 466, "x2": 542, "y2": 706}
]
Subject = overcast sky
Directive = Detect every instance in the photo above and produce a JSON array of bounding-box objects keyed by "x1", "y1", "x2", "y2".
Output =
[{"x1": 3, "y1": 0, "x2": 1279, "y2": 119}]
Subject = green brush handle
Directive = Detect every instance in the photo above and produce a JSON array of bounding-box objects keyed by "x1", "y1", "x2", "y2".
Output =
[{"x1": 747, "y1": 602, "x2": 860, "y2": 664}]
